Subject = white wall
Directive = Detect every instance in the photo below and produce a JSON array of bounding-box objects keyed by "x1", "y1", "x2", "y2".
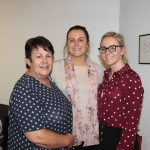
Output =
[
  {"x1": 1, "y1": 0, "x2": 149, "y2": 149},
  {"x1": 120, "y1": 0, "x2": 150, "y2": 149},
  {"x1": 0, "y1": 0, "x2": 120, "y2": 105}
]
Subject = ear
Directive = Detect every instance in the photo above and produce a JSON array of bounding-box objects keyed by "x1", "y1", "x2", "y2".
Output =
[
  {"x1": 86, "y1": 44, "x2": 88, "y2": 51},
  {"x1": 26, "y1": 58, "x2": 31, "y2": 67},
  {"x1": 121, "y1": 47, "x2": 126, "y2": 55}
]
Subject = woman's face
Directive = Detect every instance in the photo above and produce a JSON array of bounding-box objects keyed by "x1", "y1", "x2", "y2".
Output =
[
  {"x1": 26, "y1": 46, "x2": 53, "y2": 79},
  {"x1": 100, "y1": 37, "x2": 125, "y2": 67},
  {"x1": 67, "y1": 29, "x2": 88, "y2": 59}
]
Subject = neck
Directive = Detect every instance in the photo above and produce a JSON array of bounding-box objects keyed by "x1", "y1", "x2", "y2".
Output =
[
  {"x1": 28, "y1": 70, "x2": 48, "y2": 81},
  {"x1": 26, "y1": 70, "x2": 51, "y2": 88},
  {"x1": 110, "y1": 62, "x2": 125, "y2": 74},
  {"x1": 71, "y1": 55, "x2": 87, "y2": 66}
]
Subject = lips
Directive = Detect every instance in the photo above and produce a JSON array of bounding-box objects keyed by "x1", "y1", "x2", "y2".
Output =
[
  {"x1": 41, "y1": 66, "x2": 48, "y2": 68},
  {"x1": 73, "y1": 47, "x2": 81, "y2": 51},
  {"x1": 105, "y1": 56, "x2": 113, "y2": 60}
]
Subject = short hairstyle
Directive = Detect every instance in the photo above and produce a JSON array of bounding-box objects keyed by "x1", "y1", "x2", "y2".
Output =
[
  {"x1": 100, "y1": 31, "x2": 128, "y2": 63},
  {"x1": 25, "y1": 36, "x2": 54, "y2": 69},
  {"x1": 63, "y1": 25, "x2": 90, "y2": 57}
]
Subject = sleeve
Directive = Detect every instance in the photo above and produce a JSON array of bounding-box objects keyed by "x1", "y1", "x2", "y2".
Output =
[
  {"x1": 11, "y1": 84, "x2": 45, "y2": 133},
  {"x1": 117, "y1": 74, "x2": 144, "y2": 150}
]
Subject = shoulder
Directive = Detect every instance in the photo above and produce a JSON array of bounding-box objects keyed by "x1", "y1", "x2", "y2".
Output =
[
  {"x1": 92, "y1": 62, "x2": 104, "y2": 83},
  {"x1": 14, "y1": 74, "x2": 29, "y2": 87},
  {"x1": 10, "y1": 75, "x2": 32, "y2": 102},
  {"x1": 122, "y1": 66, "x2": 143, "y2": 87},
  {"x1": 124, "y1": 65, "x2": 141, "y2": 80},
  {"x1": 14, "y1": 74, "x2": 38, "y2": 91},
  {"x1": 53, "y1": 59, "x2": 64, "y2": 67},
  {"x1": 16, "y1": 75, "x2": 44, "y2": 95},
  {"x1": 127, "y1": 69, "x2": 142, "y2": 82},
  {"x1": 52, "y1": 59, "x2": 65, "y2": 71},
  {"x1": 52, "y1": 59, "x2": 64, "y2": 73},
  {"x1": 93, "y1": 62, "x2": 105, "y2": 73},
  {"x1": 122, "y1": 67, "x2": 144, "y2": 95},
  {"x1": 51, "y1": 59, "x2": 65, "y2": 78}
]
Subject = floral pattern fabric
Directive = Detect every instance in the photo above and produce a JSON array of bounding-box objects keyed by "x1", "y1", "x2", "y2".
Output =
[{"x1": 65, "y1": 54, "x2": 99, "y2": 146}]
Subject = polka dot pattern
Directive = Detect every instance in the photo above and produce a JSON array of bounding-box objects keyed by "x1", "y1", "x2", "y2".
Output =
[
  {"x1": 98, "y1": 64, "x2": 144, "y2": 150},
  {"x1": 8, "y1": 74, "x2": 74, "y2": 150}
]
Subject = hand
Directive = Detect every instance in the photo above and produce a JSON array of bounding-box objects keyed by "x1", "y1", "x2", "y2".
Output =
[{"x1": 66, "y1": 133, "x2": 74, "y2": 148}]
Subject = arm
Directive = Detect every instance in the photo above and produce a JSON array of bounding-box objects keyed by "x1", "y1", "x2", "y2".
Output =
[
  {"x1": 12, "y1": 81, "x2": 74, "y2": 149},
  {"x1": 24, "y1": 129, "x2": 74, "y2": 149},
  {"x1": 117, "y1": 74, "x2": 144, "y2": 150}
]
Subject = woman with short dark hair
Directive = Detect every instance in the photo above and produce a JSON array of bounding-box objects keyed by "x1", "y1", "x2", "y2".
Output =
[{"x1": 8, "y1": 36, "x2": 74, "y2": 150}]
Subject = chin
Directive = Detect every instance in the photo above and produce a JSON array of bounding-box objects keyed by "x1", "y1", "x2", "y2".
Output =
[{"x1": 41, "y1": 72, "x2": 50, "y2": 76}]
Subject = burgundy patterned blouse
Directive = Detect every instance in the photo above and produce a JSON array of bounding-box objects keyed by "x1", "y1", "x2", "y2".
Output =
[{"x1": 98, "y1": 64, "x2": 144, "y2": 150}]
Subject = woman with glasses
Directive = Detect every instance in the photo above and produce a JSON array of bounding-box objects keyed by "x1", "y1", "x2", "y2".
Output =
[
  {"x1": 97, "y1": 31, "x2": 144, "y2": 150},
  {"x1": 51, "y1": 25, "x2": 104, "y2": 150}
]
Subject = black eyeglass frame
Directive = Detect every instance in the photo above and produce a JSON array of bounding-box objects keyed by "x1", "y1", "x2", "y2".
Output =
[{"x1": 98, "y1": 45, "x2": 123, "y2": 54}]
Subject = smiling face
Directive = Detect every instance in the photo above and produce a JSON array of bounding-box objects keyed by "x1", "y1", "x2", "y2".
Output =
[
  {"x1": 67, "y1": 29, "x2": 89, "y2": 59},
  {"x1": 100, "y1": 37, "x2": 125, "y2": 68},
  {"x1": 26, "y1": 46, "x2": 53, "y2": 80}
]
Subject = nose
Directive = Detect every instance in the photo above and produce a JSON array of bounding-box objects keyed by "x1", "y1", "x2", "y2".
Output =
[
  {"x1": 74, "y1": 40, "x2": 79, "y2": 46},
  {"x1": 43, "y1": 56, "x2": 48, "y2": 62}
]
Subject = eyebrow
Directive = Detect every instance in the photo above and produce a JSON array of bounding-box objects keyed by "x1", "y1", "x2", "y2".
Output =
[
  {"x1": 68, "y1": 37, "x2": 85, "y2": 40},
  {"x1": 100, "y1": 45, "x2": 116, "y2": 47},
  {"x1": 35, "y1": 51, "x2": 52, "y2": 54}
]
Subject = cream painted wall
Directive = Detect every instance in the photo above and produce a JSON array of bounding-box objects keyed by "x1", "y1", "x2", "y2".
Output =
[
  {"x1": 0, "y1": 0, "x2": 120, "y2": 105},
  {"x1": 120, "y1": 0, "x2": 150, "y2": 149},
  {"x1": 1, "y1": 0, "x2": 149, "y2": 149}
]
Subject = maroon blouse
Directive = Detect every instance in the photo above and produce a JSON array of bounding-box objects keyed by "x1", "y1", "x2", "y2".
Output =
[{"x1": 98, "y1": 64, "x2": 144, "y2": 150}]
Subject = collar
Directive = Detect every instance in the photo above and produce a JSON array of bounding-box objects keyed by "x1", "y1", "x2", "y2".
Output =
[{"x1": 104, "y1": 63, "x2": 130, "y2": 78}]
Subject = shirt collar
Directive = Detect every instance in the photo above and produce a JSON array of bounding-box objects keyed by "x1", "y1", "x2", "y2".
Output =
[{"x1": 104, "y1": 63, "x2": 130, "y2": 78}]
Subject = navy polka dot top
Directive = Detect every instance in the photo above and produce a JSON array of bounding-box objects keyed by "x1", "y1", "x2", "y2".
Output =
[{"x1": 8, "y1": 74, "x2": 73, "y2": 150}]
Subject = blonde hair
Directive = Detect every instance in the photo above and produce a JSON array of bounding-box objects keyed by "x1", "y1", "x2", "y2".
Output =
[{"x1": 100, "y1": 31, "x2": 128, "y2": 63}]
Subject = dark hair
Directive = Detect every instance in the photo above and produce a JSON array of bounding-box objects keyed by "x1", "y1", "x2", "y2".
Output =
[
  {"x1": 25, "y1": 36, "x2": 54, "y2": 69},
  {"x1": 64, "y1": 25, "x2": 90, "y2": 57},
  {"x1": 66, "y1": 25, "x2": 89, "y2": 43}
]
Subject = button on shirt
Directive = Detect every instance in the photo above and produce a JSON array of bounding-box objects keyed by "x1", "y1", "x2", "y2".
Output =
[{"x1": 98, "y1": 64, "x2": 144, "y2": 150}]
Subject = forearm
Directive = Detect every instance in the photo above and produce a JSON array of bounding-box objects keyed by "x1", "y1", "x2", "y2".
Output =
[
  {"x1": 36, "y1": 134, "x2": 69, "y2": 149},
  {"x1": 24, "y1": 129, "x2": 72, "y2": 149}
]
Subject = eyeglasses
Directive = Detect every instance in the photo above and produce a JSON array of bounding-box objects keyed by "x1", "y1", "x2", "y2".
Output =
[{"x1": 98, "y1": 45, "x2": 123, "y2": 54}]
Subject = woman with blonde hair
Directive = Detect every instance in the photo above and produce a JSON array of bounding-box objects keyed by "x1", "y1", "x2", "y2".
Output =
[{"x1": 97, "y1": 31, "x2": 144, "y2": 150}]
